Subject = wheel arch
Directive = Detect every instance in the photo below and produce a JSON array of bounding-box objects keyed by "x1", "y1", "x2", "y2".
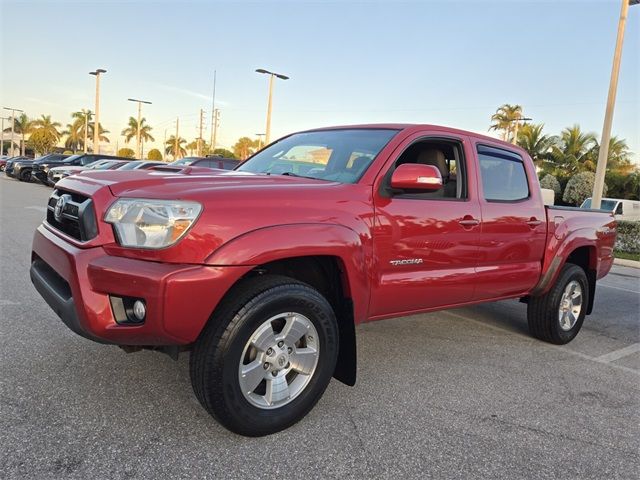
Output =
[{"x1": 205, "y1": 224, "x2": 370, "y2": 386}]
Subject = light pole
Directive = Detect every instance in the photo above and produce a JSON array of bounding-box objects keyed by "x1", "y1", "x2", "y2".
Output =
[
  {"x1": 3, "y1": 106, "x2": 23, "y2": 156},
  {"x1": 507, "y1": 116, "x2": 532, "y2": 144},
  {"x1": 128, "y1": 98, "x2": 152, "y2": 159},
  {"x1": 255, "y1": 69, "x2": 289, "y2": 144},
  {"x1": 89, "y1": 69, "x2": 106, "y2": 153},
  {"x1": 592, "y1": 0, "x2": 638, "y2": 210},
  {"x1": 256, "y1": 133, "x2": 266, "y2": 150}
]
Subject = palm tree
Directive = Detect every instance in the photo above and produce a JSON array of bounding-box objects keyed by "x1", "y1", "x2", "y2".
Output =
[
  {"x1": 121, "y1": 117, "x2": 155, "y2": 156},
  {"x1": 165, "y1": 135, "x2": 187, "y2": 159},
  {"x1": 551, "y1": 125, "x2": 597, "y2": 173},
  {"x1": 186, "y1": 139, "x2": 199, "y2": 156},
  {"x1": 590, "y1": 136, "x2": 633, "y2": 173},
  {"x1": 3, "y1": 113, "x2": 32, "y2": 155},
  {"x1": 30, "y1": 114, "x2": 62, "y2": 144},
  {"x1": 64, "y1": 110, "x2": 109, "y2": 152},
  {"x1": 516, "y1": 123, "x2": 557, "y2": 170},
  {"x1": 489, "y1": 104, "x2": 523, "y2": 142},
  {"x1": 63, "y1": 119, "x2": 84, "y2": 152},
  {"x1": 233, "y1": 137, "x2": 259, "y2": 160}
]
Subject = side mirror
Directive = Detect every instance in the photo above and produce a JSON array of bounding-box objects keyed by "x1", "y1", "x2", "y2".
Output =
[{"x1": 390, "y1": 163, "x2": 443, "y2": 191}]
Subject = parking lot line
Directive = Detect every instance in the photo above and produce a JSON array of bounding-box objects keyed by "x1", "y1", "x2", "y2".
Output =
[
  {"x1": 443, "y1": 310, "x2": 640, "y2": 376},
  {"x1": 599, "y1": 283, "x2": 640, "y2": 294},
  {"x1": 593, "y1": 343, "x2": 640, "y2": 363}
]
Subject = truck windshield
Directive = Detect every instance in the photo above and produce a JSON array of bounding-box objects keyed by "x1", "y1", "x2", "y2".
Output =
[
  {"x1": 236, "y1": 128, "x2": 399, "y2": 183},
  {"x1": 581, "y1": 198, "x2": 618, "y2": 212}
]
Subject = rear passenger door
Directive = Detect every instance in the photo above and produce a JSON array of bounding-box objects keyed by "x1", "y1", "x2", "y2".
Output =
[{"x1": 473, "y1": 143, "x2": 546, "y2": 300}]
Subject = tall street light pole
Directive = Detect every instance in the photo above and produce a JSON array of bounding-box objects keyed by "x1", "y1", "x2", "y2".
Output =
[
  {"x1": 89, "y1": 69, "x2": 106, "y2": 153},
  {"x1": 509, "y1": 116, "x2": 532, "y2": 144},
  {"x1": 3, "y1": 106, "x2": 23, "y2": 156},
  {"x1": 592, "y1": 0, "x2": 638, "y2": 210},
  {"x1": 128, "y1": 98, "x2": 152, "y2": 159},
  {"x1": 256, "y1": 133, "x2": 265, "y2": 150},
  {"x1": 255, "y1": 69, "x2": 289, "y2": 144}
]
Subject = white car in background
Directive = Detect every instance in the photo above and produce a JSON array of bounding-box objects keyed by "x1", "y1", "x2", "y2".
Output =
[
  {"x1": 48, "y1": 159, "x2": 130, "y2": 184},
  {"x1": 581, "y1": 197, "x2": 640, "y2": 221}
]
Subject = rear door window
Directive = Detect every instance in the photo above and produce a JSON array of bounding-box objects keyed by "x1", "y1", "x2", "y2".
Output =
[{"x1": 477, "y1": 146, "x2": 529, "y2": 201}]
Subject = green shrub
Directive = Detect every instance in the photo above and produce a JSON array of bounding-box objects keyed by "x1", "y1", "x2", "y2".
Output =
[
  {"x1": 615, "y1": 220, "x2": 640, "y2": 253},
  {"x1": 563, "y1": 171, "x2": 608, "y2": 206},
  {"x1": 118, "y1": 147, "x2": 136, "y2": 159},
  {"x1": 147, "y1": 148, "x2": 163, "y2": 161},
  {"x1": 540, "y1": 174, "x2": 561, "y2": 200}
]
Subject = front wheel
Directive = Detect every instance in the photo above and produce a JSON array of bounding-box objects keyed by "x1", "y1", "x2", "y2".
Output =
[
  {"x1": 527, "y1": 264, "x2": 589, "y2": 344},
  {"x1": 190, "y1": 275, "x2": 339, "y2": 436}
]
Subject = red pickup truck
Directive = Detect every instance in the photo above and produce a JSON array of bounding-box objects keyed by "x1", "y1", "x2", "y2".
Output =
[{"x1": 30, "y1": 124, "x2": 616, "y2": 436}]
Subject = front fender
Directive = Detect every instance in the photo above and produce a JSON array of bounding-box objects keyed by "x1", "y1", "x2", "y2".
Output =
[{"x1": 204, "y1": 223, "x2": 372, "y2": 324}]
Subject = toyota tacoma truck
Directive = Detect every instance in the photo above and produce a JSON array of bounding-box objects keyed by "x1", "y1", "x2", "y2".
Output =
[{"x1": 30, "y1": 124, "x2": 616, "y2": 436}]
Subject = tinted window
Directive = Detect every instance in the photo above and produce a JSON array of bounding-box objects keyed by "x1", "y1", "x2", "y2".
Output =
[
  {"x1": 478, "y1": 148, "x2": 529, "y2": 201},
  {"x1": 117, "y1": 161, "x2": 143, "y2": 170}
]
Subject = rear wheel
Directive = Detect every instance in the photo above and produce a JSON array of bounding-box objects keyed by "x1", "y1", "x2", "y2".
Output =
[
  {"x1": 190, "y1": 275, "x2": 339, "y2": 436},
  {"x1": 18, "y1": 169, "x2": 31, "y2": 182},
  {"x1": 527, "y1": 264, "x2": 588, "y2": 344}
]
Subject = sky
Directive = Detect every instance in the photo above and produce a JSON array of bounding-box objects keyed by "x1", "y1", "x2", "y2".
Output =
[{"x1": 1, "y1": 0, "x2": 638, "y2": 158}]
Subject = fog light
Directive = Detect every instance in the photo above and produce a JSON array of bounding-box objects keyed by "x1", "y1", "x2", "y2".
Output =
[{"x1": 133, "y1": 300, "x2": 146, "y2": 321}]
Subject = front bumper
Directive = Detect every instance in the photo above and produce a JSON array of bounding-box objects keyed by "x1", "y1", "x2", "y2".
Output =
[{"x1": 31, "y1": 224, "x2": 252, "y2": 345}]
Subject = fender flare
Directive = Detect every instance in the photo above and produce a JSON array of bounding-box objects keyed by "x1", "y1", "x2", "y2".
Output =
[{"x1": 205, "y1": 223, "x2": 372, "y2": 386}]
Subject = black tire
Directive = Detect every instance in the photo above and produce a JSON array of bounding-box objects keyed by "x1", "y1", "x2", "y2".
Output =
[
  {"x1": 190, "y1": 275, "x2": 339, "y2": 436},
  {"x1": 527, "y1": 264, "x2": 589, "y2": 344},
  {"x1": 18, "y1": 169, "x2": 31, "y2": 182}
]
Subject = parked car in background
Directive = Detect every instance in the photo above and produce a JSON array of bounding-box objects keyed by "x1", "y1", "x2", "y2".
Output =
[
  {"x1": 48, "y1": 159, "x2": 131, "y2": 185},
  {"x1": 33, "y1": 153, "x2": 131, "y2": 186},
  {"x1": 170, "y1": 156, "x2": 240, "y2": 170},
  {"x1": 3, "y1": 156, "x2": 29, "y2": 175},
  {"x1": 9, "y1": 154, "x2": 70, "y2": 181},
  {"x1": 115, "y1": 160, "x2": 166, "y2": 171},
  {"x1": 581, "y1": 197, "x2": 640, "y2": 221}
]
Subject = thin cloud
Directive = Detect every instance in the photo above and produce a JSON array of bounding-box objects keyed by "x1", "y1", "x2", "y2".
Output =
[{"x1": 149, "y1": 82, "x2": 228, "y2": 106}]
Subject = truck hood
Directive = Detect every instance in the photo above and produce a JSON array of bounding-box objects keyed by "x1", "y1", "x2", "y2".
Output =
[{"x1": 61, "y1": 168, "x2": 337, "y2": 199}]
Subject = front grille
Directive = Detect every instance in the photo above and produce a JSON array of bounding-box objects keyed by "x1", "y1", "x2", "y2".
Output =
[{"x1": 46, "y1": 188, "x2": 98, "y2": 241}]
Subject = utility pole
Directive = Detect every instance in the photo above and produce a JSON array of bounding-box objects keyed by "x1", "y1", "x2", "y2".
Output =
[
  {"x1": 210, "y1": 69, "x2": 217, "y2": 148},
  {"x1": 89, "y1": 69, "x2": 106, "y2": 153},
  {"x1": 174, "y1": 117, "x2": 179, "y2": 160},
  {"x1": 3, "y1": 107, "x2": 23, "y2": 156},
  {"x1": 198, "y1": 108, "x2": 205, "y2": 157},
  {"x1": 212, "y1": 109, "x2": 220, "y2": 154},
  {"x1": 592, "y1": 0, "x2": 637, "y2": 209},
  {"x1": 163, "y1": 129, "x2": 167, "y2": 161}
]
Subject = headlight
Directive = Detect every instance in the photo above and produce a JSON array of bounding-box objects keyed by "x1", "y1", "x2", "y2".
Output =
[{"x1": 104, "y1": 198, "x2": 202, "y2": 249}]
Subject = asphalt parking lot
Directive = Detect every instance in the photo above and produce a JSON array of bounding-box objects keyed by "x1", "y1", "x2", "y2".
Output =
[{"x1": 1, "y1": 175, "x2": 638, "y2": 479}]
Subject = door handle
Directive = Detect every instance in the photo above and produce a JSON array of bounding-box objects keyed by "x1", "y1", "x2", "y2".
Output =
[
  {"x1": 527, "y1": 218, "x2": 543, "y2": 228},
  {"x1": 458, "y1": 217, "x2": 480, "y2": 227}
]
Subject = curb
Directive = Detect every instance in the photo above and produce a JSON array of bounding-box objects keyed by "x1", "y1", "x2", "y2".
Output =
[{"x1": 614, "y1": 258, "x2": 640, "y2": 269}]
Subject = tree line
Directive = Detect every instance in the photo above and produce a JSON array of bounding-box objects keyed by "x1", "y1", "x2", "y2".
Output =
[
  {"x1": 2, "y1": 111, "x2": 265, "y2": 162},
  {"x1": 490, "y1": 104, "x2": 638, "y2": 203}
]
